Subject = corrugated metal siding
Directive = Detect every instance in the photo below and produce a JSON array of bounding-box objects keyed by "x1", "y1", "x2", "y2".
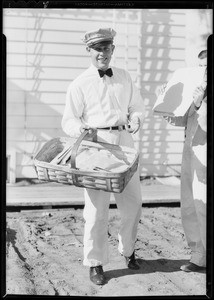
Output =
[{"x1": 3, "y1": 8, "x2": 211, "y2": 180}]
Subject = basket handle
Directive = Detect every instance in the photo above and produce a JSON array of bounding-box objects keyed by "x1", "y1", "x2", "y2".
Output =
[{"x1": 70, "y1": 129, "x2": 97, "y2": 169}]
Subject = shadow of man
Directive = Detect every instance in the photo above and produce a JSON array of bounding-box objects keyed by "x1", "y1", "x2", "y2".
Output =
[{"x1": 104, "y1": 258, "x2": 205, "y2": 282}]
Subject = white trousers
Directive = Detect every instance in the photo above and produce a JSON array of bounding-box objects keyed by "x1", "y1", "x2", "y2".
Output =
[
  {"x1": 180, "y1": 144, "x2": 206, "y2": 267},
  {"x1": 82, "y1": 130, "x2": 142, "y2": 267}
]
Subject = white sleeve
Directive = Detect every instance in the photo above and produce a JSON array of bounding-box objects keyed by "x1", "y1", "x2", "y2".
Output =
[
  {"x1": 163, "y1": 111, "x2": 189, "y2": 127},
  {"x1": 197, "y1": 98, "x2": 207, "y2": 132},
  {"x1": 128, "y1": 74, "x2": 146, "y2": 123},
  {"x1": 61, "y1": 82, "x2": 84, "y2": 137}
]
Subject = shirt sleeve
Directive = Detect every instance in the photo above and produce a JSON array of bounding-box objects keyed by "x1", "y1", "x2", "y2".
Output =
[
  {"x1": 61, "y1": 82, "x2": 84, "y2": 137},
  {"x1": 197, "y1": 98, "x2": 207, "y2": 132},
  {"x1": 128, "y1": 74, "x2": 146, "y2": 123},
  {"x1": 162, "y1": 110, "x2": 189, "y2": 127}
]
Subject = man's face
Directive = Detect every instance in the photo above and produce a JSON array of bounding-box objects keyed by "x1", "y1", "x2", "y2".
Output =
[
  {"x1": 87, "y1": 42, "x2": 115, "y2": 71},
  {"x1": 199, "y1": 57, "x2": 207, "y2": 67}
]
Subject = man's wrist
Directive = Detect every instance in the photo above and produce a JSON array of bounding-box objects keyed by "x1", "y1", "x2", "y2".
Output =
[{"x1": 194, "y1": 103, "x2": 201, "y2": 110}]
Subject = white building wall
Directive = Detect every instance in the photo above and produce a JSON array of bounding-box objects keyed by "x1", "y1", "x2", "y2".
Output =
[{"x1": 3, "y1": 8, "x2": 212, "y2": 181}]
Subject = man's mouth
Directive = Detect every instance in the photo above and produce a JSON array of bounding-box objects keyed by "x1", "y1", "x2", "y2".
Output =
[{"x1": 98, "y1": 57, "x2": 107, "y2": 62}]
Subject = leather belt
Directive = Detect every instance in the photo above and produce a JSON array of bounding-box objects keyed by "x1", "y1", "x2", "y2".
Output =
[{"x1": 97, "y1": 125, "x2": 126, "y2": 131}]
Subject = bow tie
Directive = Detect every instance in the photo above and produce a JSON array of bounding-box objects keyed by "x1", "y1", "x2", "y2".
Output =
[{"x1": 98, "y1": 68, "x2": 113, "y2": 78}]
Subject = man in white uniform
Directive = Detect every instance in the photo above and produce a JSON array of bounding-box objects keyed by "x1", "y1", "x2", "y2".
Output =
[
  {"x1": 61, "y1": 28, "x2": 145, "y2": 285},
  {"x1": 161, "y1": 51, "x2": 207, "y2": 272}
]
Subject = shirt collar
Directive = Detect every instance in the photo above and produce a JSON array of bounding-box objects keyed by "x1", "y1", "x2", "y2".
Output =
[{"x1": 89, "y1": 64, "x2": 113, "y2": 74}]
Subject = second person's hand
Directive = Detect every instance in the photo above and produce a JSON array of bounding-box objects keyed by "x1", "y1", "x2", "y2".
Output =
[{"x1": 126, "y1": 117, "x2": 141, "y2": 134}]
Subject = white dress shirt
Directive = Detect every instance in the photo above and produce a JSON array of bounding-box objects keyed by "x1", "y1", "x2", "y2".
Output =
[{"x1": 62, "y1": 64, "x2": 145, "y2": 137}]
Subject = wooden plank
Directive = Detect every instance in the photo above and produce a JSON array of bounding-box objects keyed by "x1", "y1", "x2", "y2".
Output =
[
  {"x1": 135, "y1": 129, "x2": 185, "y2": 142},
  {"x1": 117, "y1": 60, "x2": 180, "y2": 73},
  {"x1": 8, "y1": 139, "x2": 184, "y2": 155},
  {"x1": 7, "y1": 128, "x2": 65, "y2": 141},
  {"x1": 7, "y1": 79, "x2": 70, "y2": 92},
  {"x1": 140, "y1": 154, "x2": 182, "y2": 165},
  {"x1": 6, "y1": 41, "x2": 27, "y2": 54},
  {"x1": 143, "y1": 10, "x2": 186, "y2": 24},
  {"x1": 139, "y1": 82, "x2": 170, "y2": 93},
  {"x1": 7, "y1": 91, "x2": 66, "y2": 104},
  {"x1": 7, "y1": 66, "x2": 83, "y2": 81},
  {"x1": 6, "y1": 41, "x2": 87, "y2": 56},
  {"x1": 26, "y1": 8, "x2": 114, "y2": 21},
  {"x1": 26, "y1": 116, "x2": 62, "y2": 128},
  {"x1": 116, "y1": 47, "x2": 185, "y2": 60},
  {"x1": 140, "y1": 164, "x2": 181, "y2": 177},
  {"x1": 6, "y1": 53, "x2": 89, "y2": 68},
  {"x1": 6, "y1": 116, "x2": 25, "y2": 128},
  {"x1": 5, "y1": 29, "x2": 142, "y2": 47},
  {"x1": 6, "y1": 90, "x2": 25, "y2": 103},
  {"x1": 141, "y1": 23, "x2": 186, "y2": 37},
  {"x1": 7, "y1": 103, "x2": 64, "y2": 117},
  {"x1": 141, "y1": 59, "x2": 186, "y2": 71},
  {"x1": 4, "y1": 20, "x2": 115, "y2": 37},
  {"x1": 7, "y1": 66, "x2": 26, "y2": 79},
  {"x1": 139, "y1": 141, "x2": 184, "y2": 153},
  {"x1": 6, "y1": 115, "x2": 62, "y2": 129},
  {"x1": 7, "y1": 54, "x2": 184, "y2": 72},
  {"x1": 6, "y1": 40, "x2": 185, "y2": 60},
  {"x1": 7, "y1": 142, "x2": 45, "y2": 154},
  {"x1": 7, "y1": 103, "x2": 25, "y2": 116},
  {"x1": 26, "y1": 92, "x2": 66, "y2": 104},
  {"x1": 7, "y1": 127, "x2": 184, "y2": 142},
  {"x1": 141, "y1": 71, "x2": 174, "y2": 83},
  {"x1": 6, "y1": 183, "x2": 180, "y2": 207},
  {"x1": 117, "y1": 35, "x2": 186, "y2": 49},
  {"x1": 141, "y1": 119, "x2": 186, "y2": 130},
  {"x1": 26, "y1": 103, "x2": 64, "y2": 116},
  {"x1": 137, "y1": 59, "x2": 185, "y2": 71},
  {"x1": 3, "y1": 8, "x2": 186, "y2": 26}
]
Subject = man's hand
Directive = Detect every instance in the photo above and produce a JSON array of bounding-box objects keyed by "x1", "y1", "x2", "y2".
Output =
[
  {"x1": 163, "y1": 115, "x2": 170, "y2": 122},
  {"x1": 193, "y1": 85, "x2": 206, "y2": 108},
  {"x1": 126, "y1": 117, "x2": 140, "y2": 134},
  {"x1": 157, "y1": 83, "x2": 167, "y2": 96},
  {"x1": 80, "y1": 124, "x2": 94, "y2": 134}
]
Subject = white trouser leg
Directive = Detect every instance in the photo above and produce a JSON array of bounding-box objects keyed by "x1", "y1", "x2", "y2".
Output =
[
  {"x1": 114, "y1": 130, "x2": 142, "y2": 257},
  {"x1": 180, "y1": 146, "x2": 206, "y2": 267},
  {"x1": 82, "y1": 130, "x2": 119, "y2": 267},
  {"x1": 83, "y1": 188, "x2": 110, "y2": 267},
  {"x1": 115, "y1": 169, "x2": 142, "y2": 257},
  {"x1": 191, "y1": 162, "x2": 206, "y2": 267}
]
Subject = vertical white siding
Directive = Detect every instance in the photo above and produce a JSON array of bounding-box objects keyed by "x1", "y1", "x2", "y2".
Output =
[
  {"x1": 137, "y1": 9, "x2": 186, "y2": 176},
  {"x1": 3, "y1": 8, "x2": 212, "y2": 180}
]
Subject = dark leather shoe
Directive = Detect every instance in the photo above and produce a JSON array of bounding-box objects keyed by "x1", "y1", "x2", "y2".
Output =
[
  {"x1": 89, "y1": 266, "x2": 106, "y2": 285},
  {"x1": 180, "y1": 262, "x2": 206, "y2": 272},
  {"x1": 125, "y1": 252, "x2": 140, "y2": 270}
]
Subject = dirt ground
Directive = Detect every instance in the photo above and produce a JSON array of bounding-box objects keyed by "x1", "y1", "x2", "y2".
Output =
[{"x1": 6, "y1": 179, "x2": 207, "y2": 297}]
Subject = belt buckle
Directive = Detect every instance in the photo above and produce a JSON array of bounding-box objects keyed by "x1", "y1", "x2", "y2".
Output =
[{"x1": 118, "y1": 125, "x2": 123, "y2": 131}]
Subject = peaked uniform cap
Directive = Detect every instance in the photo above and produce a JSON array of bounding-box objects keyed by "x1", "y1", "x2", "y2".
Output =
[{"x1": 82, "y1": 28, "x2": 116, "y2": 47}]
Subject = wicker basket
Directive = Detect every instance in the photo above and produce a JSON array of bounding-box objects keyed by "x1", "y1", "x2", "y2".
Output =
[{"x1": 34, "y1": 129, "x2": 139, "y2": 193}]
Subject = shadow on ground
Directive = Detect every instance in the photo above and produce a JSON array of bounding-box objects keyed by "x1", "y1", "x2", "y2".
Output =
[{"x1": 104, "y1": 258, "x2": 206, "y2": 282}]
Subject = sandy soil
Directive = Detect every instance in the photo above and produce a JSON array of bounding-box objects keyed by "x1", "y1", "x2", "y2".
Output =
[{"x1": 6, "y1": 198, "x2": 207, "y2": 297}]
